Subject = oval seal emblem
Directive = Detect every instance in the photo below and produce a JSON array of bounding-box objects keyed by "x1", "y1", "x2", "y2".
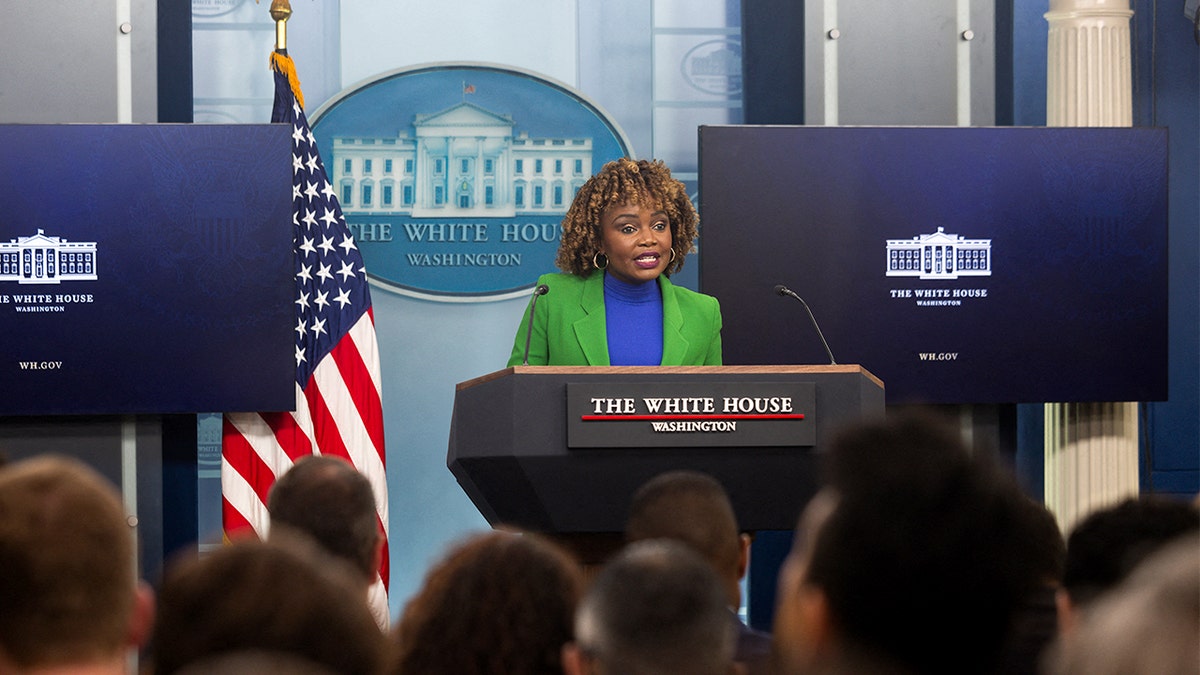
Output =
[
  {"x1": 681, "y1": 39, "x2": 743, "y2": 96},
  {"x1": 310, "y1": 63, "x2": 632, "y2": 302}
]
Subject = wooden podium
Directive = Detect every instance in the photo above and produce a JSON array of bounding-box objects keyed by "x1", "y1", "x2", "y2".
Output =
[{"x1": 448, "y1": 365, "x2": 884, "y2": 553}]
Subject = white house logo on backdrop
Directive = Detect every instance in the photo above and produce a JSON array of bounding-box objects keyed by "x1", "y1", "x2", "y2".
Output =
[
  {"x1": 682, "y1": 39, "x2": 743, "y2": 96},
  {"x1": 886, "y1": 227, "x2": 991, "y2": 280},
  {"x1": 191, "y1": 0, "x2": 243, "y2": 19},
  {"x1": 331, "y1": 102, "x2": 591, "y2": 221},
  {"x1": 0, "y1": 230, "x2": 97, "y2": 285},
  {"x1": 310, "y1": 64, "x2": 631, "y2": 302},
  {"x1": 885, "y1": 227, "x2": 991, "y2": 308}
]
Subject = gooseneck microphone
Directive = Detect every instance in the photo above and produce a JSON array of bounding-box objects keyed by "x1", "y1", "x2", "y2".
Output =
[
  {"x1": 521, "y1": 283, "x2": 550, "y2": 365},
  {"x1": 774, "y1": 284, "x2": 837, "y2": 365}
]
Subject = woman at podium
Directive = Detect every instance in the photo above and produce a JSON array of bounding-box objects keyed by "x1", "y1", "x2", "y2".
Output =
[{"x1": 507, "y1": 158, "x2": 723, "y2": 366}]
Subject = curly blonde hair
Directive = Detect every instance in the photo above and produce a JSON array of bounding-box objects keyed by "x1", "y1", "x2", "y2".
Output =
[{"x1": 555, "y1": 158, "x2": 698, "y2": 277}]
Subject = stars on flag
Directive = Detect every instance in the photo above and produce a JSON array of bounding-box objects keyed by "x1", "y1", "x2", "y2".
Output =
[{"x1": 285, "y1": 106, "x2": 373, "y2": 386}]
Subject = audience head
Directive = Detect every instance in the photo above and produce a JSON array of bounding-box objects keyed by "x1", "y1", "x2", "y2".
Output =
[
  {"x1": 388, "y1": 529, "x2": 583, "y2": 675},
  {"x1": 1015, "y1": 495, "x2": 1067, "y2": 586},
  {"x1": 0, "y1": 454, "x2": 153, "y2": 673},
  {"x1": 995, "y1": 496, "x2": 1067, "y2": 675},
  {"x1": 625, "y1": 469, "x2": 748, "y2": 608},
  {"x1": 267, "y1": 454, "x2": 381, "y2": 586},
  {"x1": 1048, "y1": 533, "x2": 1199, "y2": 675},
  {"x1": 151, "y1": 535, "x2": 385, "y2": 675},
  {"x1": 773, "y1": 411, "x2": 1035, "y2": 675},
  {"x1": 1060, "y1": 495, "x2": 1198, "y2": 613},
  {"x1": 565, "y1": 539, "x2": 735, "y2": 675}
]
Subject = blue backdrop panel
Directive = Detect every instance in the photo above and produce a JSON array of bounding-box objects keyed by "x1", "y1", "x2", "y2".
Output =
[
  {"x1": 699, "y1": 125, "x2": 1168, "y2": 405},
  {"x1": 0, "y1": 124, "x2": 294, "y2": 415}
]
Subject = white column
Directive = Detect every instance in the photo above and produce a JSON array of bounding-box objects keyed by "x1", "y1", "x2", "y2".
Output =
[
  {"x1": 476, "y1": 137, "x2": 485, "y2": 207},
  {"x1": 115, "y1": 0, "x2": 132, "y2": 123},
  {"x1": 1043, "y1": 0, "x2": 1139, "y2": 534},
  {"x1": 1046, "y1": 0, "x2": 1133, "y2": 127}
]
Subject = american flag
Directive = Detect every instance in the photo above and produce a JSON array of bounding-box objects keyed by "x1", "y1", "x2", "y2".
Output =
[{"x1": 221, "y1": 52, "x2": 390, "y2": 623}]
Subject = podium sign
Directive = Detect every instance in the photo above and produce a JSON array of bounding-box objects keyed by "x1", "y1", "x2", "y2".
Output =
[{"x1": 566, "y1": 381, "x2": 815, "y2": 448}]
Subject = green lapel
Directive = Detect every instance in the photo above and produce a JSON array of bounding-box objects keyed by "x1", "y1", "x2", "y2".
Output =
[
  {"x1": 573, "y1": 273, "x2": 609, "y2": 365},
  {"x1": 659, "y1": 276, "x2": 690, "y2": 365}
]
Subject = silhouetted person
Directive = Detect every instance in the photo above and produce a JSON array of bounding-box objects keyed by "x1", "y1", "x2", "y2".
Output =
[
  {"x1": 150, "y1": 535, "x2": 385, "y2": 675},
  {"x1": 772, "y1": 412, "x2": 1037, "y2": 675},
  {"x1": 996, "y1": 496, "x2": 1067, "y2": 675},
  {"x1": 0, "y1": 455, "x2": 155, "y2": 674},
  {"x1": 267, "y1": 454, "x2": 386, "y2": 626},
  {"x1": 1048, "y1": 533, "x2": 1198, "y2": 675},
  {"x1": 563, "y1": 539, "x2": 736, "y2": 675},
  {"x1": 625, "y1": 470, "x2": 770, "y2": 673},
  {"x1": 387, "y1": 529, "x2": 584, "y2": 675},
  {"x1": 1057, "y1": 495, "x2": 1198, "y2": 635}
]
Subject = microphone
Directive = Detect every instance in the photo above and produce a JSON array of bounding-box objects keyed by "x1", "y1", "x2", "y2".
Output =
[
  {"x1": 774, "y1": 284, "x2": 837, "y2": 365},
  {"x1": 521, "y1": 283, "x2": 550, "y2": 365}
]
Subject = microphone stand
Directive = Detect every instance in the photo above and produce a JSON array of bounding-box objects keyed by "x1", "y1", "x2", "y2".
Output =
[
  {"x1": 774, "y1": 284, "x2": 837, "y2": 365},
  {"x1": 521, "y1": 284, "x2": 550, "y2": 365}
]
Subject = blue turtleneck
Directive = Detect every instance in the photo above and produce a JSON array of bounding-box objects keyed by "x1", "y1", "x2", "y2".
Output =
[{"x1": 604, "y1": 272, "x2": 664, "y2": 366}]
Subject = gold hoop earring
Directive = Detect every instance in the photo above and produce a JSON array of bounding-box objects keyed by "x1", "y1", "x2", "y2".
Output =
[
  {"x1": 669, "y1": 249, "x2": 677, "y2": 263},
  {"x1": 593, "y1": 252, "x2": 608, "y2": 270}
]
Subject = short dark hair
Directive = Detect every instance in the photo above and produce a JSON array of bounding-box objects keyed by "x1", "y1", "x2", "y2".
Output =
[
  {"x1": 577, "y1": 539, "x2": 734, "y2": 675},
  {"x1": 388, "y1": 530, "x2": 583, "y2": 675},
  {"x1": 625, "y1": 470, "x2": 742, "y2": 577},
  {"x1": 995, "y1": 497, "x2": 1067, "y2": 675},
  {"x1": 0, "y1": 455, "x2": 136, "y2": 667},
  {"x1": 1048, "y1": 533, "x2": 1200, "y2": 675},
  {"x1": 151, "y1": 537, "x2": 385, "y2": 675},
  {"x1": 1062, "y1": 496, "x2": 1199, "y2": 607},
  {"x1": 804, "y1": 412, "x2": 1035, "y2": 674},
  {"x1": 267, "y1": 455, "x2": 379, "y2": 583},
  {"x1": 1015, "y1": 496, "x2": 1066, "y2": 585}
]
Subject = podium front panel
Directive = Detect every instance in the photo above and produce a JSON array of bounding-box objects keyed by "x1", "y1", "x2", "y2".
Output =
[{"x1": 448, "y1": 366, "x2": 883, "y2": 533}]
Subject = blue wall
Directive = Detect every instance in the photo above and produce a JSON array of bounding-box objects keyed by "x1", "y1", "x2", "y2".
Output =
[
  {"x1": 1138, "y1": 0, "x2": 1200, "y2": 499},
  {"x1": 1006, "y1": 0, "x2": 1198, "y2": 501}
]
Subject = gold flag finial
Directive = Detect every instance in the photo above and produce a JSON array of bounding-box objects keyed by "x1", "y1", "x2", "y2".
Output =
[
  {"x1": 269, "y1": 0, "x2": 292, "y2": 51},
  {"x1": 262, "y1": 0, "x2": 304, "y2": 109}
]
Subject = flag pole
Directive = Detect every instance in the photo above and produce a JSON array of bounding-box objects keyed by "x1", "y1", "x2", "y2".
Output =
[
  {"x1": 266, "y1": 0, "x2": 304, "y2": 109},
  {"x1": 270, "y1": 0, "x2": 292, "y2": 52}
]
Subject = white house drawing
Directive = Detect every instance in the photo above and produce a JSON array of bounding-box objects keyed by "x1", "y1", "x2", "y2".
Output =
[
  {"x1": 886, "y1": 226, "x2": 991, "y2": 279},
  {"x1": 0, "y1": 229, "x2": 97, "y2": 284},
  {"x1": 330, "y1": 101, "x2": 593, "y2": 218}
]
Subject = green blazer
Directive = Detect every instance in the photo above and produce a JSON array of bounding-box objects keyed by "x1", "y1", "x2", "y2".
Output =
[{"x1": 507, "y1": 272, "x2": 723, "y2": 366}]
